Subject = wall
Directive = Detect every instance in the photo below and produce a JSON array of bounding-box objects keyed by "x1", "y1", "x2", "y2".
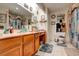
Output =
[
  {"x1": 37, "y1": 4, "x2": 50, "y2": 42},
  {"x1": 30, "y1": 3, "x2": 50, "y2": 42},
  {"x1": 65, "y1": 11, "x2": 71, "y2": 43}
]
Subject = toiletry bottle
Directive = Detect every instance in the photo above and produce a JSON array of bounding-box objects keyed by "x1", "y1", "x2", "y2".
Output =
[{"x1": 9, "y1": 26, "x2": 14, "y2": 33}]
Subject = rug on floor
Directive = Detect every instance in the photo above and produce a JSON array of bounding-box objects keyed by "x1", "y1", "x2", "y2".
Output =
[
  {"x1": 39, "y1": 43, "x2": 53, "y2": 53},
  {"x1": 57, "y1": 43, "x2": 67, "y2": 47}
]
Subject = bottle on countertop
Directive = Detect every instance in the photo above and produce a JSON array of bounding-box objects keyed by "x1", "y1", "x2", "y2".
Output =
[{"x1": 9, "y1": 25, "x2": 14, "y2": 33}]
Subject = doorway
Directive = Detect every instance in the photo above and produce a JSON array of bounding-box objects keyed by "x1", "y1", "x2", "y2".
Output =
[{"x1": 55, "y1": 14, "x2": 66, "y2": 44}]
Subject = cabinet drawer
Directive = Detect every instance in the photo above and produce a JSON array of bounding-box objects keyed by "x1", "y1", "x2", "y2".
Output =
[
  {"x1": 0, "y1": 37, "x2": 22, "y2": 53},
  {"x1": 24, "y1": 34, "x2": 34, "y2": 43}
]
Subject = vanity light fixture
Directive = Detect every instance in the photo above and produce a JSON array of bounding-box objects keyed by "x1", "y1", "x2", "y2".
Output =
[{"x1": 24, "y1": 3, "x2": 28, "y2": 9}]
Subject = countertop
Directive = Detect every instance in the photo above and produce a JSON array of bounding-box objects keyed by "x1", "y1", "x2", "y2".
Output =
[{"x1": 0, "y1": 31, "x2": 45, "y2": 40}]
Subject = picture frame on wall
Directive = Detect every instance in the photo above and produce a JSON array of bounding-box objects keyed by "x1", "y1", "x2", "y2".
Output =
[
  {"x1": 0, "y1": 14, "x2": 6, "y2": 23},
  {"x1": 41, "y1": 15, "x2": 45, "y2": 21},
  {"x1": 51, "y1": 14, "x2": 56, "y2": 19},
  {"x1": 32, "y1": 16, "x2": 38, "y2": 24},
  {"x1": 33, "y1": 16, "x2": 37, "y2": 21},
  {"x1": 40, "y1": 15, "x2": 47, "y2": 23},
  {"x1": 51, "y1": 21, "x2": 55, "y2": 25}
]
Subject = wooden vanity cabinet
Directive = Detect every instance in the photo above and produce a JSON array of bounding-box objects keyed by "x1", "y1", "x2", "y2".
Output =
[
  {"x1": 23, "y1": 34, "x2": 35, "y2": 56},
  {"x1": 39, "y1": 32, "x2": 46, "y2": 44},
  {"x1": 0, "y1": 36, "x2": 22, "y2": 56},
  {"x1": 0, "y1": 31, "x2": 46, "y2": 56},
  {"x1": 34, "y1": 33, "x2": 40, "y2": 52}
]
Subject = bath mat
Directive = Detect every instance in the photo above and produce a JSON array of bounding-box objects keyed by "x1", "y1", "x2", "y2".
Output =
[
  {"x1": 57, "y1": 43, "x2": 67, "y2": 47},
  {"x1": 39, "y1": 43, "x2": 53, "y2": 53}
]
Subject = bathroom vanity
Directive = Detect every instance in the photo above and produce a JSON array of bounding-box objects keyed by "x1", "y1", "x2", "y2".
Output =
[{"x1": 0, "y1": 31, "x2": 46, "y2": 56}]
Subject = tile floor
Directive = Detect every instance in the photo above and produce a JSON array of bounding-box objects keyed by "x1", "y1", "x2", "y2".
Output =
[{"x1": 35, "y1": 40, "x2": 79, "y2": 56}]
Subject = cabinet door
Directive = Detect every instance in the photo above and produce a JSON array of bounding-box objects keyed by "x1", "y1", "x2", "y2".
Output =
[
  {"x1": 0, "y1": 37, "x2": 22, "y2": 56},
  {"x1": 0, "y1": 37, "x2": 21, "y2": 52},
  {"x1": 0, "y1": 46, "x2": 21, "y2": 56},
  {"x1": 23, "y1": 34, "x2": 34, "y2": 56},
  {"x1": 24, "y1": 40, "x2": 34, "y2": 56}
]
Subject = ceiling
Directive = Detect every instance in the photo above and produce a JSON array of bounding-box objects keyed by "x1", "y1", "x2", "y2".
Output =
[
  {"x1": 0, "y1": 3, "x2": 32, "y2": 16},
  {"x1": 43, "y1": 3, "x2": 73, "y2": 13}
]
